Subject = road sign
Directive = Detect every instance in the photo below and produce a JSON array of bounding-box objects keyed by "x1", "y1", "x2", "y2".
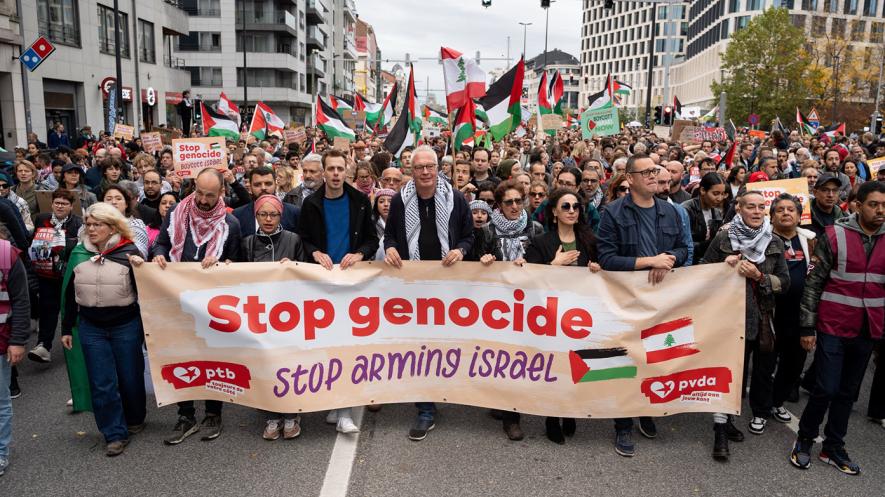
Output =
[
  {"x1": 20, "y1": 36, "x2": 55, "y2": 72},
  {"x1": 747, "y1": 113, "x2": 760, "y2": 126}
]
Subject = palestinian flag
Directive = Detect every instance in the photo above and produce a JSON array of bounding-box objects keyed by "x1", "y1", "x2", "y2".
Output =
[
  {"x1": 700, "y1": 106, "x2": 719, "y2": 124},
  {"x1": 367, "y1": 82, "x2": 398, "y2": 131},
  {"x1": 477, "y1": 58, "x2": 523, "y2": 142},
  {"x1": 249, "y1": 101, "x2": 285, "y2": 140},
  {"x1": 330, "y1": 95, "x2": 353, "y2": 111},
  {"x1": 452, "y1": 99, "x2": 476, "y2": 151},
  {"x1": 548, "y1": 70, "x2": 564, "y2": 116},
  {"x1": 772, "y1": 116, "x2": 789, "y2": 136},
  {"x1": 352, "y1": 93, "x2": 366, "y2": 112},
  {"x1": 423, "y1": 105, "x2": 448, "y2": 126},
  {"x1": 216, "y1": 92, "x2": 240, "y2": 126},
  {"x1": 613, "y1": 78, "x2": 632, "y2": 96},
  {"x1": 717, "y1": 140, "x2": 737, "y2": 169},
  {"x1": 796, "y1": 108, "x2": 815, "y2": 135},
  {"x1": 61, "y1": 242, "x2": 97, "y2": 412},
  {"x1": 673, "y1": 96, "x2": 683, "y2": 119},
  {"x1": 383, "y1": 64, "x2": 419, "y2": 157},
  {"x1": 201, "y1": 101, "x2": 239, "y2": 140},
  {"x1": 316, "y1": 96, "x2": 356, "y2": 141},
  {"x1": 641, "y1": 317, "x2": 701, "y2": 364},
  {"x1": 821, "y1": 122, "x2": 846, "y2": 139},
  {"x1": 474, "y1": 102, "x2": 489, "y2": 127},
  {"x1": 569, "y1": 348, "x2": 637, "y2": 383},
  {"x1": 587, "y1": 87, "x2": 613, "y2": 110},
  {"x1": 537, "y1": 71, "x2": 552, "y2": 115}
]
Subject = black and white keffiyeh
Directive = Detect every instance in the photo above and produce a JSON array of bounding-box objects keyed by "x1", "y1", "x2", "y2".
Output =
[
  {"x1": 728, "y1": 214, "x2": 772, "y2": 264},
  {"x1": 401, "y1": 179, "x2": 453, "y2": 260},
  {"x1": 491, "y1": 209, "x2": 529, "y2": 261}
]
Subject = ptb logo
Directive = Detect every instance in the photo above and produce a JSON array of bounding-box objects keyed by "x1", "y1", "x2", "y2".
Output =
[{"x1": 161, "y1": 361, "x2": 252, "y2": 391}]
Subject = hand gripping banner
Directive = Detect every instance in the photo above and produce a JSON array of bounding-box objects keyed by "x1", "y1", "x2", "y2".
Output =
[{"x1": 135, "y1": 261, "x2": 746, "y2": 418}]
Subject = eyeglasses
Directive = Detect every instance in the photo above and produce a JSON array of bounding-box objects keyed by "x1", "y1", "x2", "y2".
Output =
[
  {"x1": 501, "y1": 198, "x2": 523, "y2": 207},
  {"x1": 483, "y1": 199, "x2": 495, "y2": 207},
  {"x1": 629, "y1": 168, "x2": 659, "y2": 178},
  {"x1": 582, "y1": 178, "x2": 600, "y2": 184},
  {"x1": 256, "y1": 212, "x2": 281, "y2": 219},
  {"x1": 52, "y1": 201, "x2": 72, "y2": 207},
  {"x1": 558, "y1": 181, "x2": 576, "y2": 188},
  {"x1": 530, "y1": 191, "x2": 546, "y2": 198},
  {"x1": 85, "y1": 222, "x2": 108, "y2": 229},
  {"x1": 412, "y1": 164, "x2": 436, "y2": 172},
  {"x1": 559, "y1": 202, "x2": 580, "y2": 212},
  {"x1": 617, "y1": 186, "x2": 630, "y2": 193}
]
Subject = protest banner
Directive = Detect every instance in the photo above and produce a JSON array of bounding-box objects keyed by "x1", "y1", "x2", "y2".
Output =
[
  {"x1": 113, "y1": 123, "x2": 134, "y2": 141},
  {"x1": 867, "y1": 156, "x2": 885, "y2": 176},
  {"x1": 678, "y1": 126, "x2": 728, "y2": 143},
  {"x1": 580, "y1": 107, "x2": 620, "y2": 139},
  {"x1": 171, "y1": 136, "x2": 227, "y2": 178},
  {"x1": 284, "y1": 128, "x2": 307, "y2": 146},
  {"x1": 136, "y1": 262, "x2": 745, "y2": 418},
  {"x1": 745, "y1": 177, "x2": 812, "y2": 225},
  {"x1": 141, "y1": 132, "x2": 164, "y2": 154}
]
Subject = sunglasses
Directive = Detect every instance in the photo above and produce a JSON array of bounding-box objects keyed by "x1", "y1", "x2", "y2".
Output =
[
  {"x1": 617, "y1": 186, "x2": 630, "y2": 193},
  {"x1": 0, "y1": 184, "x2": 8, "y2": 189},
  {"x1": 530, "y1": 192, "x2": 546, "y2": 198},
  {"x1": 501, "y1": 198, "x2": 523, "y2": 207},
  {"x1": 559, "y1": 202, "x2": 580, "y2": 212}
]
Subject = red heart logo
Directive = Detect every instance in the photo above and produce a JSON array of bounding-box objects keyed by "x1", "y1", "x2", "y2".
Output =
[{"x1": 588, "y1": 120, "x2": 597, "y2": 130}]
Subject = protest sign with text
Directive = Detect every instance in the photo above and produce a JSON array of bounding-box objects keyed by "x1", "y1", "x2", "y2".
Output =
[
  {"x1": 745, "y1": 177, "x2": 812, "y2": 225},
  {"x1": 113, "y1": 123, "x2": 134, "y2": 141},
  {"x1": 141, "y1": 132, "x2": 164, "y2": 154},
  {"x1": 581, "y1": 107, "x2": 620, "y2": 138},
  {"x1": 867, "y1": 156, "x2": 885, "y2": 176},
  {"x1": 678, "y1": 126, "x2": 728, "y2": 143},
  {"x1": 172, "y1": 137, "x2": 228, "y2": 178},
  {"x1": 284, "y1": 128, "x2": 307, "y2": 146},
  {"x1": 136, "y1": 262, "x2": 745, "y2": 418}
]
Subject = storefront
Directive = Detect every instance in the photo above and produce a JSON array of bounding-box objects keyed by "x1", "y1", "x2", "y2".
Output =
[{"x1": 43, "y1": 78, "x2": 83, "y2": 135}]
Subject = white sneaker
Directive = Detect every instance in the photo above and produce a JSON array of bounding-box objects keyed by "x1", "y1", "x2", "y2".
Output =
[
  {"x1": 336, "y1": 416, "x2": 359, "y2": 434},
  {"x1": 66, "y1": 398, "x2": 73, "y2": 407},
  {"x1": 869, "y1": 417, "x2": 885, "y2": 429},
  {"x1": 28, "y1": 344, "x2": 51, "y2": 363},
  {"x1": 772, "y1": 406, "x2": 792, "y2": 423},
  {"x1": 0, "y1": 456, "x2": 7, "y2": 477},
  {"x1": 326, "y1": 410, "x2": 339, "y2": 424},
  {"x1": 748, "y1": 416, "x2": 767, "y2": 434}
]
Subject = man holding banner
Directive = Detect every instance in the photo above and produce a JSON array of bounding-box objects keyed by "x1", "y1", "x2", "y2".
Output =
[
  {"x1": 383, "y1": 145, "x2": 473, "y2": 441},
  {"x1": 150, "y1": 168, "x2": 242, "y2": 445}
]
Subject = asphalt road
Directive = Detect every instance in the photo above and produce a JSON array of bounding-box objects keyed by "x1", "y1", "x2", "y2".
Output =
[{"x1": 3, "y1": 336, "x2": 882, "y2": 497}]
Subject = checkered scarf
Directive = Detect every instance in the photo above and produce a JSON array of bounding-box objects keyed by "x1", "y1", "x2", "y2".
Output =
[
  {"x1": 401, "y1": 179, "x2": 453, "y2": 260},
  {"x1": 728, "y1": 214, "x2": 772, "y2": 264}
]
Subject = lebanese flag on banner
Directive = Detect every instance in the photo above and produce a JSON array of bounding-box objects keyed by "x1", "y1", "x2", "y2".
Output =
[
  {"x1": 641, "y1": 317, "x2": 701, "y2": 364},
  {"x1": 216, "y1": 92, "x2": 240, "y2": 126},
  {"x1": 548, "y1": 70, "x2": 564, "y2": 116},
  {"x1": 441, "y1": 46, "x2": 486, "y2": 112},
  {"x1": 248, "y1": 102, "x2": 285, "y2": 140}
]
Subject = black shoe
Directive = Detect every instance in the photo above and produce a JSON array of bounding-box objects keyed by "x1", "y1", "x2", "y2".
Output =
[
  {"x1": 789, "y1": 437, "x2": 813, "y2": 470},
  {"x1": 408, "y1": 417, "x2": 435, "y2": 441},
  {"x1": 614, "y1": 429, "x2": 635, "y2": 457},
  {"x1": 638, "y1": 417, "x2": 657, "y2": 439},
  {"x1": 9, "y1": 381, "x2": 20, "y2": 400},
  {"x1": 488, "y1": 409, "x2": 504, "y2": 421},
  {"x1": 127, "y1": 423, "x2": 147, "y2": 435},
  {"x1": 712, "y1": 423, "x2": 729, "y2": 461},
  {"x1": 164, "y1": 416, "x2": 198, "y2": 445},
  {"x1": 562, "y1": 417, "x2": 576, "y2": 437},
  {"x1": 503, "y1": 420, "x2": 524, "y2": 441},
  {"x1": 819, "y1": 447, "x2": 861, "y2": 475},
  {"x1": 787, "y1": 385, "x2": 800, "y2": 403},
  {"x1": 545, "y1": 417, "x2": 565, "y2": 445},
  {"x1": 199, "y1": 415, "x2": 222, "y2": 441},
  {"x1": 724, "y1": 417, "x2": 745, "y2": 442}
]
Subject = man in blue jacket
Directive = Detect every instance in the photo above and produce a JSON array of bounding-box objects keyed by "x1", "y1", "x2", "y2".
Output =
[
  {"x1": 232, "y1": 166, "x2": 299, "y2": 236},
  {"x1": 597, "y1": 153, "x2": 688, "y2": 458}
]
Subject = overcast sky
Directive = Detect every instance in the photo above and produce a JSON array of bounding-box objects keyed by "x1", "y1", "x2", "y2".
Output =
[{"x1": 356, "y1": 0, "x2": 581, "y2": 104}]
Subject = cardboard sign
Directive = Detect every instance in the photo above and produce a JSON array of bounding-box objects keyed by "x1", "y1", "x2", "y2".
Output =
[
  {"x1": 745, "y1": 177, "x2": 812, "y2": 225},
  {"x1": 171, "y1": 137, "x2": 228, "y2": 178},
  {"x1": 678, "y1": 126, "x2": 728, "y2": 143},
  {"x1": 36, "y1": 190, "x2": 82, "y2": 217},
  {"x1": 152, "y1": 127, "x2": 182, "y2": 145},
  {"x1": 332, "y1": 137, "x2": 351, "y2": 151},
  {"x1": 113, "y1": 123, "x2": 134, "y2": 141},
  {"x1": 867, "y1": 156, "x2": 885, "y2": 176},
  {"x1": 340, "y1": 110, "x2": 366, "y2": 131},
  {"x1": 541, "y1": 114, "x2": 563, "y2": 132},
  {"x1": 748, "y1": 130, "x2": 767, "y2": 140},
  {"x1": 284, "y1": 128, "x2": 307, "y2": 145},
  {"x1": 670, "y1": 120, "x2": 694, "y2": 141},
  {"x1": 580, "y1": 107, "x2": 620, "y2": 138},
  {"x1": 141, "y1": 132, "x2": 164, "y2": 154}
]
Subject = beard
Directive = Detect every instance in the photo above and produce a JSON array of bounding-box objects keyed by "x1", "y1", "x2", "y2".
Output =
[{"x1": 302, "y1": 178, "x2": 323, "y2": 191}]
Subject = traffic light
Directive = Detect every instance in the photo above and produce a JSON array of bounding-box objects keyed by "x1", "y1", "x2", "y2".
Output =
[
  {"x1": 541, "y1": 0, "x2": 550, "y2": 7},
  {"x1": 481, "y1": 0, "x2": 491, "y2": 7},
  {"x1": 654, "y1": 106, "x2": 662, "y2": 125},
  {"x1": 663, "y1": 106, "x2": 673, "y2": 126},
  {"x1": 874, "y1": 113, "x2": 883, "y2": 135}
]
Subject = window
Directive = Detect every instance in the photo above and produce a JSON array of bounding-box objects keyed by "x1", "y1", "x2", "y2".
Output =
[
  {"x1": 851, "y1": 20, "x2": 866, "y2": 41},
  {"x1": 728, "y1": 0, "x2": 740, "y2": 13},
  {"x1": 862, "y1": 0, "x2": 878, "y2": 15},
  {"x1": 791, "y1": 14, "x2": 806, "y2": 28},
  {"x1": 178, "y1": 31, "x2": 221, "y2": 52},
  {"x1": 823, "y1": 0, "x2": 838, "y2": 12},
  {"x1": 97, "y1": 4, "x2": 129, "y2": 58},
  {"x1": 735, "y1": 16, "x2": 751, "y2": 32},
  {"x1": 747, "y1": 0, "x2": 763, "y2": 9},
  {"x1": 832, "y1": 18, "x2": 846, "y2": 37},
  {"x1": 37, "y1": 0, "x2": 80, "y2": 46},
  {"x1": 812, "y1": 16, "x2": 826, "y2": 36},
  {"x1": 802, "y1": 0, "x2": 818, "y2": 9},
  {"x1": 188, "y1": 67, "x2": 223, "y2": 87},
  {"x1": 138, "y1": 19, "x2": 155, "y2": 63},
  {"x1": 193, "y1": 0, "x2": 220, "y2": 16},
  {"x1": 844, "y1": 0, "x2": 858, "y2": 13},
  {"x1": 872, "y1": 22, "x2": 885, "y2": 43}
]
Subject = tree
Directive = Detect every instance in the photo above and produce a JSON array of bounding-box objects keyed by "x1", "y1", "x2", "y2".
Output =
[{"x1": 711, "y1": 8, "x2": 813, "y2": 127}]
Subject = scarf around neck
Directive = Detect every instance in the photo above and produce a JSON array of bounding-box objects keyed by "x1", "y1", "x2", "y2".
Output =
[
  {"x1": 491, "y1": 209, "x2": 530, "y2": 261},
  {"x1": 728, "y1": 214, "x2": 772, "y2": 264},
  {"x1": 401, "y1": 179, "x2": 453, "y2": 260},
  {"x1": 168, "y1": 192, "x2": 229, "y2": 262}
]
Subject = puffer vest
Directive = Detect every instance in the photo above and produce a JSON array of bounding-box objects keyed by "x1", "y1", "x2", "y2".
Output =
[{"x1": 73, "y1": 253, "x2": 136, "y2": 308}]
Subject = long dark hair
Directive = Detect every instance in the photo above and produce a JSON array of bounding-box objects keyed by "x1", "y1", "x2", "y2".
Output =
[
  {"x1": 544, "y1": 188, "x2": 597, "y2": 262},
  {"x1": 102, "y1": 184, "x2": 137, "y2": 218}
]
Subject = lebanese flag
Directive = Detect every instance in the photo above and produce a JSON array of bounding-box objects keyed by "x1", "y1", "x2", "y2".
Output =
[
  {"x1": 568, "y1": 348, "x2": 637, "y2": 384},
  {"x1": 216, "y1": 92, "x2": 240, "y2": 126},
  {"x1": 641, "y1": 317, "x2": 701, "y2": 364},
  {"x1": 441, "y1": 46, "x2": 486, "y2": 112}
]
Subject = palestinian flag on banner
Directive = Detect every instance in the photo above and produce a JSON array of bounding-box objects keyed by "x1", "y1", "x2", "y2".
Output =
[
  {"x1": 796, "y1": 108, "x2": 815, "y2": 135},
  {"x1": 249, "y1": 101, "x2": 285, "y2": 140},
  {"x1": 477, "y1": 58, "x2": 524, "y2": 142},
  {"x1": 201, "y1": 101, "x2": 240, "y2": 141},
  {"x1": 383, "y1": 64, "x2": 419, "y2": 157},
  {"x1": 452, "y1": 98, "x2": 476, "y2": 151},
  {"x1": 352, "y1": 93, "x2": 366, "y2": 112},
  {"x1": 568, "y1": 348, "x2": 637, "y2": 383},
  {"x1": 537, "y1": 71, "x2": 553, "y2": 115},
  {"x1": 641, "y1": 317, "x2": 701, "y2": 364},
  {"x1": 441, "y1": 46, "x2": 486, "y2": 111},
  {"x1": 548, "y1": 70, "x2": 564, "y2": 116},
  {"x1": 423, "y1": 105, "x2": 448, "y2": 126},
  {"x1": 316, "y1": 96, "x2": 356, "y2": 141},
  {"x1": 216, "y1": 92, "x2": 241, "y2": 126}
]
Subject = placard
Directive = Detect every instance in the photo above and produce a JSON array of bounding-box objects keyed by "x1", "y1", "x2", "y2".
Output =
[
  {"x1": 867, "y1": 156, "x2": 885, "y2": 176},
  {"x1": 171, "y1": 137, "x2": 228, "y2": 178},
  {"x1": 678, "y1": 126, "x2": 728, "y2": 143},
  {"x1": 332, "y1": 137, "x2": 351, "y2": 151},
  {"x1": 141, "y1": 132, "x2": 164, "y2": 154},
  {"x1": 541, "y1": 114, "x2": 564, "y2": 132},
  {"x1": 113, "y1": 123, "x2": 134, "y2": 141},
  {"x1": 152, "y1": 127, "x2": 182, "y2": 145},
  {"x1": 580, "y1": 107, "x2": 620, "y2": 138},
  {"x1": 284, "y1": 128, "x2": 307, "y2": 145},
  {"x1": 748, "y1": 130, "x2": 767, "y2": 140},
  {"x1": 745, "y1": 177, "x2": 812, "y2": 225},
  {"x1": 670, "y1": 120, "x2": 694, "y2": 141}
]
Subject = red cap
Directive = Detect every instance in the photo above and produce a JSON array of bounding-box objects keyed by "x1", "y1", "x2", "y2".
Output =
[{"x1": 748, "y1": 171, "x2": 770, "y2": 183}]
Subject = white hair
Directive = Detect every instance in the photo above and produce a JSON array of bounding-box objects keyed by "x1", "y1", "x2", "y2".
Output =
[
  {"x1": 411, "y1": 145, "x2": 438, "y2": 165},
  {"x1": 303, "y1": 153, "x2": 323, "y2": 169}
]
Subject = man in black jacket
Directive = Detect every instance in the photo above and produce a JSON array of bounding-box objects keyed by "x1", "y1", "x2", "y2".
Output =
[
  {"x1": 383, "y1": 145, "x2": 473, "y2": 442},
  {"x1": 297, "y1": 149, "x2": 378, "y2": 434},
  {"x1": 233, "y1": 166, "x2": 299, "y2": 236}
]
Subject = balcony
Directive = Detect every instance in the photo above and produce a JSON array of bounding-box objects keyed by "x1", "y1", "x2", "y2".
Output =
[
  {"x1": 306, "y1": 0, "x2": 327, "y2": 23},
  {"x1": 162, "y1": 0, "x2": 189, "y2": 35},
  {"x1": 343, "y1": 0, "x2": 356, "y2": 20},
  {"x1": 307, "y1": 53, "x2": 326, "y2": 78},
  {"x1": 307, "y1": 26, "x2": 326, "y2": 50},
  {"x1": 164, "y1": 55, "x2": 187, "y2": 69},
  {"x1": 235, "y1": 9, "x2": 298, "y2": 36},
  {"x1": 343, "y1": 33, "x2": 357, "y2": 59}
]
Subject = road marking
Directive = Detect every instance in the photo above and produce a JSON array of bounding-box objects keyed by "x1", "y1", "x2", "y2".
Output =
[
  {"x1": 318, "y1": 407, "x2": 365, "y2": 497},
  {"x1": 780, "y1": 406, "x2": 823, "y2": 443}
]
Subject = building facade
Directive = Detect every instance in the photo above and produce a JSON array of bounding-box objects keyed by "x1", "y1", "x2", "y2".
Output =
[
  {"x1": 330, "y1": 0, "x2": 356, "y2": 96},
  {"x1": 354, "y1": 16, "x2": 378, "y2": 102},
  {"x1": 524, "y1": 49, "x2": 581, "y2": 112},
  {"x1": 2, "y1": 0, "x2": 191, "y2": 148},
  {"x1": 580, "y1": 0, "x2": 885, "y2": 112}
]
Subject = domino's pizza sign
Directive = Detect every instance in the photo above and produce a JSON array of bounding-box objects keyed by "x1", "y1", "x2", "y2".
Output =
[{"x1": 20, "y1": 36, "x2": 56, "y2": 72}]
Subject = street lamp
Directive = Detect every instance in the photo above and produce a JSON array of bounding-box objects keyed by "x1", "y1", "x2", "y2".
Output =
[
  {"x1": 519, "y1": 22, "x2": 532, "y2": 59},
  {"x1": 542, "y1": 1, "x2": 554, "y2": 70}
]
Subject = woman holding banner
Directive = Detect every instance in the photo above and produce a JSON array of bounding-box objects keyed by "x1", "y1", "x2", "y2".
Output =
[
  {"x1": 522, "y1": 188, "x2": 601, "y2": 444},
  {"x1": 60, "y1": 203, "x2": 146, "y2": 457},
  {"x1": 236, "y1": 194, "x2": 307, "y2": 440}
]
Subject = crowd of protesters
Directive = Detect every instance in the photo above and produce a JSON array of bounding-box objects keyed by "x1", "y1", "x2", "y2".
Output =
[{"x1": 0, "y1": 117, "x2": 883, "y2": 479}]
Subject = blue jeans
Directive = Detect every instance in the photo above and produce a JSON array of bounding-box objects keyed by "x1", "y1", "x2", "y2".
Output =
[
  {"x1": 79, "y1": 317, "x2": 147, "y2": 443},
  {"x1": 798, "y1": 332, "x2": 874, "y2": 450},
  {"x1": 416, "y1": 402, "x2": 436, "y2": 421},
  {"x1": 0, "y1": 354, "x2": 11, "y2": 458}
]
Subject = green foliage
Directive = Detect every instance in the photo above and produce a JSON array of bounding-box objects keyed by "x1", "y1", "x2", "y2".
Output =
[{"x1": 711, "y1": 8, "x2": 812, "y2": 126}]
